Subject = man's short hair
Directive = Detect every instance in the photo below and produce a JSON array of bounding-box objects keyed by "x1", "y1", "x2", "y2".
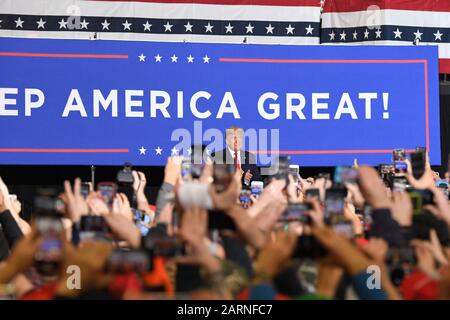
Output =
[{"x1": 226, "y1": 126, "x2": 244, "y2": 136}]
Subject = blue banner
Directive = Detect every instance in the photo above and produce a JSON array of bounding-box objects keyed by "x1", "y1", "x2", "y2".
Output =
[{"x1": 0, "y1": 37, "x2": 441, "y2": 166}]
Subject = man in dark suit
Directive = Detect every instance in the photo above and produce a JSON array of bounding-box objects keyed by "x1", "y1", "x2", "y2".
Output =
[{"x1": 211, "y1": 126, "x2": 261, "y2": 187}]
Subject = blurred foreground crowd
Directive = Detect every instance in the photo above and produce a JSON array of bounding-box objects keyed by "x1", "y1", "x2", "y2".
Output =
[{"x1": 1, "y1": 149, "x2": 450, "y2": 300}]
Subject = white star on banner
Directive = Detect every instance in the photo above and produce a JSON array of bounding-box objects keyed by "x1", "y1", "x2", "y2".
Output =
[
  {"x1": 413, "y1": 29, "x2": 423, "y2": 40},
  {"x1": 155, "y1": 54, "x2": 162, "y2": 62},
  {"x1": 36, "y1": 18, "x2": 46, "y2": 29},
  {"x1": 171, "y1": 147, "x2": 179, "y2": 155},
  {"x1": 184, "y1": 21, "x2": 193, "y2": 32},
  {"x1": 245, "y1": 23, "x2": 254, "y2": 34},
  {"x1": 187, "y1": 55, "x2": 194, "y2": 63},
  {"x1": 138, "y1": 53, "x2": 146, "y2": 62},
  {"x1": 139, "y1": 146, "x2": 147, "y2": 155},
  {"x1": 205, "y1": 22, "x2": 214, "y2": 33},
  {"x1": 305, "y1": 24, "x2": 314, "y2": 35},
  {"x1": 286, "y1": 24, "x2": 295, "y2": 35},
  {"x1": 155, "y1": 147, "x2": 162, "y2": 155},
  {"x1": 15, "y1": 17, "x2": 24, "y2": 28},
  {"x1": 171, "y1": 54, "x2": 178, "y2": 63},
  {"x1": 0, "y1": 20, "x2": 2, "y2": 28},
  {"x1": 122, "y1": 20, "x2": 132, "y2": 30},
  {"x1": 203, "y1": 55, "x2": 210, "y2": 63},
  {"x1": 225, "y1": 23, "x2": 234, "y2": 34},
  {"x1": 80, "y1": 19, "x2": 89, "y2": 30},
  {"x1": 340, "y1": 31, "x2": 346, "y2": 40},
  {"x1": 58, "y1": 19, "x2": 68, "y2": 29},
  {"x1": 353, "y1": 30, "x2": 358, "y2": 40},
  {"x1": 329, "y1": 30, "x2": 335, "y2": 40},
  {"x1": 164, "y1": 21, "x2": 173, "y2": 32},
  {"x1": 364, "y1": 29, "x2": 370, "y2": 39},
  {"x1": 375, "y1": 28, "x2": 382, "y2": 38},
  {"x1": 101, "y1": 19, "x2": 110, "y2": 30},
  {"x1": 393, "y1": 28, "x2": 402, "y2": 39},
  {"x1": 143, "y1": 21, "x2": 152, "y2": 31},
  {"x1": 266, "y1": 24, "x2": 274, "y2": 34},
  {"x1": 434, "y1": 30, "x2": 443, "y2": 41}
]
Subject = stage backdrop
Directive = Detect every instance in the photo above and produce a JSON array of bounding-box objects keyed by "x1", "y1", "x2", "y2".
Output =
[{"x1": 0, "y1": 37, "x2": 441, "y2": 166}]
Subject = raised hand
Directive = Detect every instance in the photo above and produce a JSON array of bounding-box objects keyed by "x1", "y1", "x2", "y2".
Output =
[
  {"x1": 358, "y1": 166, "x2": 391, "y2": 209},
  {"x1": 64, "y1": 178, "x2": 90, "y2": 223}
]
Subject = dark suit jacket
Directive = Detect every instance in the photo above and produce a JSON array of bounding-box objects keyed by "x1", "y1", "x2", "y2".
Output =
[{"x1": 211, "y1": 149, "x2": 262, "y2": 186}]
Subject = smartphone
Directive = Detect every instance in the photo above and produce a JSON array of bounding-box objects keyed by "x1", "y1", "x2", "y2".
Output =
[
  {"x1": 34, "y1": 215, "x2": 64, "y2": 276},
  {"x1": 324, "y1": 189, "x2": 345, "y2": 220},
  {"x1": 334, "y1": 166, "x2": 358, "y2": 184},
  {"x1": 392, "y1": 176, "x2": 408, "y2": 192},
  {"x1": 97, "y1": 182, "x2": 117, "y2": 207},
  {"x1": 406, "y1": 188, "x2": 434, "y2": 214},
  {"x1": 410, "y1": 151, "x2": 426, "y2": 180},
  {"x1": 181, "y1": 158, "x2": 204, "y2": 180},
  {"x1": 393, "y1": 148, "x2": 406, "y2": 161},
  {"x1": 289, "y1": 164, "x2": 300, "y2": 181},
  {"x1": 393, "y1": 149, "x2": 407, "y2": 174},
  {"x1": 213, "y1": 163, "x2": 235, "y2": 192},
  {"x1": 380, "y1": 164, "x2": 395, "y2": 175},
  {"x1": 79, "y1": 215, "x2": 110, "y2": 241},
  {"x1": 81, "y1": 182, "x2": 91, "y2": 199},
  {"x1": 304, "y1": 188, "x2": 320, "y2": 201},
  {"x1": 275, "y1": 156, "x2": 290, "y2": 183},
  {"x1": 436, "y1": 179, "x2": 449, "y2": 199},
  {"x1": 278, "y1": 203, "x2": 312, "y2": 223},
  {"x1": 144, "y1": 232, "x2": 184, "y2": 257},
  {"x1": 239, "y1": 190, "x2": 252, "y2": 209},
  {"x1": 250, "y1": 181, "x2": 264, "y2": 198},
  {"x1": 105, "y1": 250, "x2": 150, "y2": 274}
]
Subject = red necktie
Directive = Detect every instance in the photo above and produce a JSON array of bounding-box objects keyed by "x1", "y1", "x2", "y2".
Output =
[
  {"x1": 234, "y1": 137, "x2": 241, "y2": 171},
  {"x1": 234, "y1": 149, "x2": 241, "y2": 171}
]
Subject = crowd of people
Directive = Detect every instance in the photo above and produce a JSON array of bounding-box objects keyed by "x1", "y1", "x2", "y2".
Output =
[{"x1": 0, "y1": 136, "x2": 450, "y2": 300}]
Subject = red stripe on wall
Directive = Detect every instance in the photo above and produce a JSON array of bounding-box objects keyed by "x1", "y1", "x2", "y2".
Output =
[
  {"x1": 93, "y1": 0, "x2": 321, "y2": 7},
  {"x1": 0, "y1": 148, "x2": 129, "y2": 153},
  {"x1": 0, "y1": 52, "x2": 128, "y2": 59},
  {"x1": 323, "y1": 0, "x2": 450, "y2": 13}
]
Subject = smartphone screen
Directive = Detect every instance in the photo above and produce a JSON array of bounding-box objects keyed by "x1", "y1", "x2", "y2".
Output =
[
  {"x1": 324, "y1": 190, "x2": 345, "y2": 220},
  {"x1": 97, "y1": 182, "x2": 117, "y2": 206},
  {"x1": 106, "y1": 250, "x2": 150, "y2": 274},
  {"x1": 34, "y1": 216, "x2": 63, "y2": 276},
  {"x1": 276, "y1": 156, "x2": 290, "y2": 183},
  {"x1": 279, "y1": 203, "x2": 312, "y2": 223},
  {"x1": 393, "y1": 149, "x2": 406, "y2": 161},
  {"x1": 410, "y1": 151, "x2": 426, "y2": 180},
  {"x1": 239, "y1": 190, "x2": 252, "y2": 208},
  {"x1": 305, "y1": 188, "x2": 320, "y2": 201},
  {"x1": 81, "y1": 182, "x2": 91, "y2": 199},
  {"x1": 289, "y1": 165, "x2": 300, "y2": 181},
  {"x1": 334, "y1": 166, "x2": 358, "y2": 184},
  {"x1": 392, "y1": 176, "x2": 408, "y2": 192},
  {"x1": 250, "y1": 181, "x2": 264, "y2": 197}
]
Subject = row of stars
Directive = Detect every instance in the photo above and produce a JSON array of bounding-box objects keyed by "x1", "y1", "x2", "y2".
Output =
[
  {"x1": 139, "y1": 146, "x2": 212, "y2": 156},
  {"x1": 328, "y1": 28, "x2": 445, "y2": 41},
  {"x1": 138, "y1": 53, "x2": 211, "y2": 63},
  {"x1": 7, "y1": 17, "x2": 315, "y2": 35}
]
